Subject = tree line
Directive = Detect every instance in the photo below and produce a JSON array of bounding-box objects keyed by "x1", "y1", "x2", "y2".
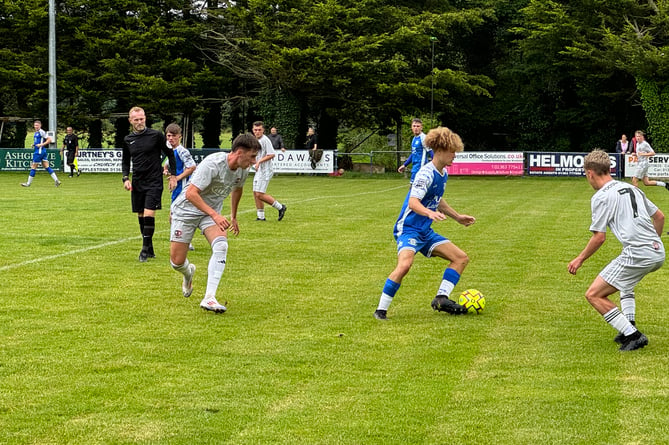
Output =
[{"x1": 1, "y1": 0, "x2": 668, "y2": 152}]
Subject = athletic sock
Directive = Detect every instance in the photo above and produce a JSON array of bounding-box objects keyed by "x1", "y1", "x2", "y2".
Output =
[
  {"x1": 656, "y1": 181, "x2": 666, "y2": 187},
  {"x1": 142, "y1": 216, "x2": 155, "y2": 252},
  {"x1": 272, "y1": 201, "x2": 283, "y2": 210},
  {"x1": 620, "y1": 293, "x2": 636, "y2": 323},
  {"x1": 138, "y1": 216, "x2": 145, "y2": 236},
  {"x1": 257, "y1": 210, "x2": 265, "y2": 220},
  {"x1": 206, "y1": 237, "x2": 228, "y2": 297},
  {"x1": 171, "y1": 259, "x2": 191, "y2": 276},
  {"x1": 603, "y1": 307, "x2": 637, "y2": 336},
  {"x1": 437, "y1": 268, "x2": 461, "y2": 298},
  {"x1": 377, "y1": 279, "x2": 401, "y2": 311}
]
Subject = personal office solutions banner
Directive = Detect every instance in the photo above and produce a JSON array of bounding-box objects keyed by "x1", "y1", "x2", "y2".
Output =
[{"x1": 449, "y1": 152, "x2": 524, "y2": 176}]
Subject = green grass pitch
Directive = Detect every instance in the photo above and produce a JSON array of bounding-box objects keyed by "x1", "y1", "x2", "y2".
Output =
[{"x1": 1, "y1": 171, "x2": 669, "y2": 444}]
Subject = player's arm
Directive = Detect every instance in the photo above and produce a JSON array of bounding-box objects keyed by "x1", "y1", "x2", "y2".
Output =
[
  {"x1": 185, "y1": 184, "x2": 231, "y2": 233},
  {"x1": 651, "y1": 208, "x2": 665, "y2": 236},
  {"x1": 568, "y1": 231, "x2": 606, "y2": 275},
  {"x1": 161, "y1": 140, "x2": 178, "y2": 189},
  {"x1": 180, "y1": 165, "x2": 196, "y2": 180},
  {"x1": 40, "y1": 135, "x2": 52, "y2": 147},
  {"x1": 408, "y1": 197, "x2": 446, "y2": 221},
  {"x1": 254, "y1": 153, "x2": 275, "y2": 170},
  {"x1": 122, "y1": 144, "x2": 132, "y2": 190},
  {"x1": 228, "y1": 186, "x2": 243, "y2": 236},
  {"x1": 437, "y1": 199, "x2": 476, "y2": 226}
]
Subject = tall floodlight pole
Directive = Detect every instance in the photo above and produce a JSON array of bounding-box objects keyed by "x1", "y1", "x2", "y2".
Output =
[
  {"x1": 48, "y1": 0, "x2": 57, "y2": 143},
  {"x1": 430, "y1": 36, "x2": 438, "y2": 125}
]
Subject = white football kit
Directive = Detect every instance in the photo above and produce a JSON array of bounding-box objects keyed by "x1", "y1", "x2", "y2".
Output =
[
  {"x1": 634, "y1": 140, "x2": 653, "y2": 179},
  {"x1": 590, "y1": 180, "x2": 665, "y2": 293},
  {"x1": 253, "y1": 135, "x2": 275, "y2": 193},
  {"x1": 170, "y1": 151, "x2": 249, "y2": 242}
]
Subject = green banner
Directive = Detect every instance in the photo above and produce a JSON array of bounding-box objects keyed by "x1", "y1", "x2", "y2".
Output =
[{"x1": 0, "y1": 149, "x2": 62, "y2": 171}]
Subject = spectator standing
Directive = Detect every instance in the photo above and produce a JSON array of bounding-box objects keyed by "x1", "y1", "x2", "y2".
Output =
[
  {"x1": 122, "y1": 106, "x2": 177, "y2": 262},
  {"x1": 21, "y1": 120, "x2": 61, "y2": 187},
  {"x1": 305, "y1": 127, "x2": 322, "y2": 169},
  {"x1": 252, "y1": 121, "x2": 287, "y2": 221},
  {"x1": 61, "y1": 126, "x2": 80, "y2": 177},
  {"x1": 268, "y1": 127, "x2": 286, "y2": 152}
]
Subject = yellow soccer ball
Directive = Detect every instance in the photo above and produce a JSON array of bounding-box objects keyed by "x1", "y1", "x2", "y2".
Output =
[{"x1": 458, "y1": 289, "x2": 485, "y2": 314}]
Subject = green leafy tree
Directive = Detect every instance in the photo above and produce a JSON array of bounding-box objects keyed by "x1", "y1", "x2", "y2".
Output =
[{"x1": 205, "y1": 0, "x2": 495, "y2": 149}]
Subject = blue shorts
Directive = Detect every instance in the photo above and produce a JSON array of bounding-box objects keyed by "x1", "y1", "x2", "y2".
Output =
[
  {"x1": 32, "y1": 150, "x2": 48, "y2": 163},
  {"x1": 395, "y1": 228, "x2": 449, "y2": 257}
]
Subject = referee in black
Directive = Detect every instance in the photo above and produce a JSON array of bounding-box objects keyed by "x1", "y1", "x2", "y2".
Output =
[{"x1": 122, "y1": 106, "x2": 177, "y2": 262}]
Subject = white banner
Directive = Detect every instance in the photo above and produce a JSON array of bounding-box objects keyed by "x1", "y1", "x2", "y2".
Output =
[
  {"x1": 271, "y1": 150, "x2": 335, "y2": 174},
  {"x1": 76, "y1": 149, "x2": 124, "y2": 173},
  {"x1": 74, "y1": 149, "x2": 335, "y2": 174},
  {"x1": 624, "y1": 154, "x2": 669, "y2": 178}
]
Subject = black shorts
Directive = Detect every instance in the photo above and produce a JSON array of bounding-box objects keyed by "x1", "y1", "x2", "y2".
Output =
[
  {"x1": 66, "y1": 153, "x2": 76, "y2": 165},
  {"x1": 131, "y1": 186, "x2": 163, "y2": 213}
]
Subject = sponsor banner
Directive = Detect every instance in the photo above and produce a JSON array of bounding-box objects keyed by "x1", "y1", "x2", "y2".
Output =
[
  {"x1": 527, "y1": 152, "x2": 619, "y2": 176},
  {"x1": 0, "y1": 148, "x2": 61, "y2": 171},
  {"x1": 449, "y1": 152, "x2": 524, "y2": 176},
  {"x1": 77, "y1": 149, "x2": 124, "y2": 172},
  {"x1": 271, "y1": 150, "x2": 334, "y2": 173},
  {"x1": 624, "y1": 153, "x2": 669, "y2": 178},
  {"x1": 74, "y1": 149, "x2": 335, "y2": 174}
]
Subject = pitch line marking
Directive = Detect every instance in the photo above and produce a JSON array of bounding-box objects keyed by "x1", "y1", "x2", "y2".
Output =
[{"x1": 1, "y1": 185, "x2": 407, "y2": 272}]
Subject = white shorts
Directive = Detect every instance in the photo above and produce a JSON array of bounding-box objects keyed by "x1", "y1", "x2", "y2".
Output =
[
  {"x1": 253, "y1": 175, "x2": 271, "y2": 193},
  {"x1": 600, "y1": 246, "x2": 664, "y2": 294},
  {"x1": 634, "y1": 163, "x2": 649, "y2": 179},
  {"x1": 170, "y1": 215, "x2": 216, "y2": 243}
]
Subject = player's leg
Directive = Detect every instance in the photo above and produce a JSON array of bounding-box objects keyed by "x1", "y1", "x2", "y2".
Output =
[
  {"x1": 252, "y1": 177, "x2": 266, "y2": 220},
  {"x1": 587, "y1": 272, "x2": 647, "y2": 351},
  {"x1": 199, "y1": 224, "x2": 229, "y2": 313},
  {"x1": 374, "y1": 247, "x2": 416, "y2": 320},
  {"x1": 642, "y1": 176, "x2": 667, "y2": 188},
  {"x1": 170, "y1": 239, "x2": 195, "y2": 298},
  {"x1": 22, "y1": 161, "x2": 38, "y2": 186},
  {"x1": 140, "y1": 187, "x2": 163, "y2": 260},
  {"x1": 429, "y1": 240, "x2": 469, "y2": 314},
  {"x1": 42, "y1": 159, "x2": 60, "y2": 186}
]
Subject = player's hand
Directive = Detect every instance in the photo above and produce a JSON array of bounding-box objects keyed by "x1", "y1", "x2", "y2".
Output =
[
  {"x1": 123, "y1": 180, "x2": 132, "y2": 191},
  {"x1": 398, "y1": 165, "x2": 405, "y2": 173},
  {"x1": 229, "y1": 218, "x2": 240, "y2": 236},
  {"x1": 213, "y1": 214, "x2": 231, "y2": 232},
  {"x1": 427, "y1": 210, "x2": 447, "y2": 221},
  {"x1": 168, "y1": 175, "x2": 177, "y2": 191},
  {"x1": 567, "y1": 257, "x2": 583, "y2": 275},
  {"x1": 457, "y1": 214, "x2": 476, "y2": 226}
]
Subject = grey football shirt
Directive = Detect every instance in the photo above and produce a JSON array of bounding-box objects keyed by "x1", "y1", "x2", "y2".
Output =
[
  {"x1": 171, "y1": 152, "x2": 249, "y2": 218},
  {"x1": 590, "y1": 179, "x2": 661, "y2": 250}
]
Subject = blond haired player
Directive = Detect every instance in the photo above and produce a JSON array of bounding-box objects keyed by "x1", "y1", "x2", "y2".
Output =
[
  {"x1": 569, "y1": 149, "x2": 665, "y2": 351},
  {"x1": 375, "y1": 126, "x2": 475, "y2": 320}
]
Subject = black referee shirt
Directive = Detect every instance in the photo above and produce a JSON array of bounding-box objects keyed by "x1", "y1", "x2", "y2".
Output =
[{"x1": 122, "y1": 128, "x2": 177, "y2": 191}]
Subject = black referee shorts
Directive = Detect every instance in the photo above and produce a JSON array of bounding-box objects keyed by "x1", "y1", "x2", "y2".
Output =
[{"x1": 131, "y1": 186, "x2": 163, "y2": 213}]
